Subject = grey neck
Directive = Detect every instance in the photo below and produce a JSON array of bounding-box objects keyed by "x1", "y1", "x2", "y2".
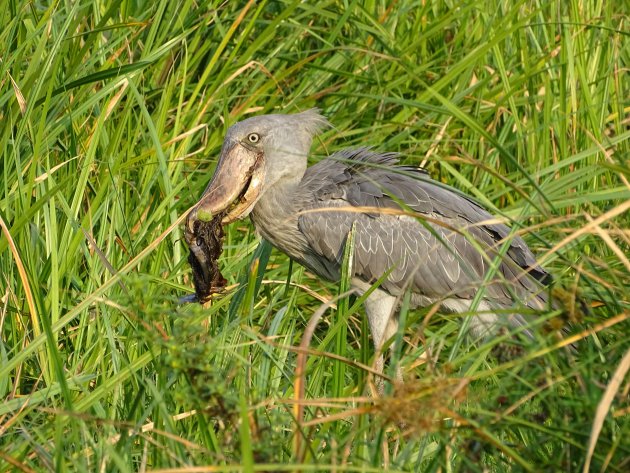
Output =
[{"x1": 250, "y1": 176, "x2": 308, "y2": 261}]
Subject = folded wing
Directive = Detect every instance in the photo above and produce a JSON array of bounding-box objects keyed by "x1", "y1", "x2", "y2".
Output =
[{"x1": 297, "y1": 148, "x2": 549, "y2": 310}]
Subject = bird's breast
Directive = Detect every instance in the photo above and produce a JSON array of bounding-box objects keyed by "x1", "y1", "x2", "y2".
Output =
[
  {"x1": 249, "y1": 188, "x2": 342, "y2": 283},
  {"x1": 250, "y1": 192, "x2": 307, "y2": 258}
]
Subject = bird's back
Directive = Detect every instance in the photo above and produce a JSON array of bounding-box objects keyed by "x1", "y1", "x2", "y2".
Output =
[{"x1": 296, "y1": 148, "x2": 550, "y2": 313}]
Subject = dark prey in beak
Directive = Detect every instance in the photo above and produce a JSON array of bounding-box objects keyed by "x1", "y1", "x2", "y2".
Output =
[
  {"x1": 183, "y1": 136, "x2": 265, "y2": 304},
  {"x1": 182, "y1": 213, "x2": 227, "y2": 304}
]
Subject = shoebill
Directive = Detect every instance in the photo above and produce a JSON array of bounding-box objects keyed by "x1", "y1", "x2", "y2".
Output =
[{"x1": 187, "y1": 109, "x2": 551, "y2": 378}]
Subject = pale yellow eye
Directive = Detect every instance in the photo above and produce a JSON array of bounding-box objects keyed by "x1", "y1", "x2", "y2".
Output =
[{"x1": 247, "y1": 133, "x2": 260, "y2": 143}]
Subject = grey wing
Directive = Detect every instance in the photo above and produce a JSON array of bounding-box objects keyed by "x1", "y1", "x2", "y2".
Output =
[{"x1": 297, "y1": 149, "x2": 549, "y2": 309}]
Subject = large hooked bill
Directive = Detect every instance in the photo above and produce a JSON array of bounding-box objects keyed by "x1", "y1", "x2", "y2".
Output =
[
  {"x1": 181, "y1": 142, "x2": 265, "y2": 304},
  {"x1": 188, "y1": 142, "x2": 265, "y2": 228}
]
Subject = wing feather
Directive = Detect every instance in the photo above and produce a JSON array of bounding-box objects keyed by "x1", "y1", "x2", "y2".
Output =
[{"x1": 297, "y1": 148, "x2": 549, "y2": 309}]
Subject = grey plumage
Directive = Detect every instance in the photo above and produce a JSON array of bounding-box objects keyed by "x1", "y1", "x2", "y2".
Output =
[
  {"x1": 190, "y1": 109, "x2": 552, "y2": 381},
  {"x1": 296, "y1": 148, "x2": 549, "y2": 309}
]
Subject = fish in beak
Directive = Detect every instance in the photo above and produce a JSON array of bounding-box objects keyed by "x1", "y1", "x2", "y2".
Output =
[{"x1": 187, "y1": 141, "x2": 265, "y2": 230}]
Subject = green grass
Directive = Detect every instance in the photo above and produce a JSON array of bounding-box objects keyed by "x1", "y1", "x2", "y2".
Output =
[{"x1": 1, "y1": 0, "x2": 629, "y2": 471}]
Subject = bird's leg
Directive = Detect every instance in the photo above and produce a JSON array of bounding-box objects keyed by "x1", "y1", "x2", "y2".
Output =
[{"x1": 362, "y1": 288, "x2": 401, "y2": 394}]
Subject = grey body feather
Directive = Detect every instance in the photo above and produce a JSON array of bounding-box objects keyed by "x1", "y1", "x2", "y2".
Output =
[{"x1": 250, "y1": 147, "x2": 550, "y2": 340}]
